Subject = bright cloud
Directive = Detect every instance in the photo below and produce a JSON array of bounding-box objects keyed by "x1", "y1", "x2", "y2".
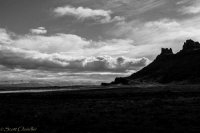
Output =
[
  {"x1": 0, "y1": 28, "x2": 13, "y2": 44},
  {"x1": 177, "y1": 0, "x2": 200, "y2": 14},
  {"x1": 109, "y1": 17, "x2": 200, "y2": 58},
  {"x1": 30, "y1": 27, "x2": 47, "y2": 35},
  {"x1": 54, "y1": 5, "x2": 124, "y2": 23},
  {"x1": 179, "y1": 6, "x2": 200, "y2": 14},
  {"x1": 0, "y1": 45, "x2": 149, "y2": 73},
  {"x1": 0, "y1": 28, "x2": 149, "y2": 75},
  {"x1": 12, "y1": 33, "x2": 136, "y2": 57},
  {"x1": 14, "y1": 33, "x2": 90, "y2": 54}
]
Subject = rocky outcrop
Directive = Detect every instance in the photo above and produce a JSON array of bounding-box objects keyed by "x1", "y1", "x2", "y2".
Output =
[
  {"x1": 182, "y1": 39, "x2": 200, "y2": 52},
  {"x1": 102, "y1": 39, "x2": 200, "y2": 85},
  {"x1": 160, "y1": 48, "x2": 173, "y2": 55}
]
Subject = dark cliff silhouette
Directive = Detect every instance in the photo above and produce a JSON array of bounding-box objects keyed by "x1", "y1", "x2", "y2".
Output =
[{"x1": 102, "y1": 39, "x2": 200, "y2": 86}]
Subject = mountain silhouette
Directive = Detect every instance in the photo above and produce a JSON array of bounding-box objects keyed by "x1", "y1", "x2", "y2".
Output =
[{"x1": 102, "y1": 39, "x2": 200, "y2": 86}]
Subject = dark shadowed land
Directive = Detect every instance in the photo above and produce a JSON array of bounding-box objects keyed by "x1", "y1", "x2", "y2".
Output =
[
  {"x1": 103, "y1": 39, "x2": 200, "y2": 86},
  {"x1": 1, "y1": 84, "x2": 200, "y2": 133},
  {"x1": 1, "y1": 40, "x2": 200, "y2": 133}
]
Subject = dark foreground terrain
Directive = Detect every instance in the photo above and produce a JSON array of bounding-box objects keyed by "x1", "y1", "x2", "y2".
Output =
[{"x1": 1, "y1": 85, "x2": 200, "y2": 133}]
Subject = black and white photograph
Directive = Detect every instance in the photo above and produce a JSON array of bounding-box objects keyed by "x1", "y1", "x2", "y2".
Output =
[{"x1": 0, "y1": 0, "x2": 200, "y2": 132}]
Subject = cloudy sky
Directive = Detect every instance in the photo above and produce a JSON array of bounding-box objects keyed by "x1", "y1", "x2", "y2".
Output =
[{"x1": 0, "y1": 0, "x2": 200, "y2": 85}]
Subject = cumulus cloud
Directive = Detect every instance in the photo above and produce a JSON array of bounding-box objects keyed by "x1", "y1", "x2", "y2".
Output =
[
  {"x1": 30, "y1": 27, "x2": 47, "y2": 35},
  {"x1": 0, "y1": 28, "x2": 13, "y2": 44},
  {"x1": 6, "y1": 29, "x2": 136, "y2": 57},
  {"x1": 54, "y1": 5, "x2": 124, "y2": 23},
  {"x1": 82, "y1": 56, "x2": 149, "y2": 72},
  {"x1": 0, "y1": 28, "x2": 149, "y2": 75},
  {"x1": 14, "y1": 33, "x2": 90, "y2": 54},
  {"x1": 0, "y1": 45, "x2": 149, "y2": 72}
]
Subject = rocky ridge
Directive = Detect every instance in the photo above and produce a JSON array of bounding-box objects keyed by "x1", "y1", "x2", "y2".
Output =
[{"x1": 102, "y1": 39, "x2": 200, "y2": 86}]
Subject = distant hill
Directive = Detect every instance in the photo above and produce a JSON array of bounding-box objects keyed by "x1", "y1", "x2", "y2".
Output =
[{"x1": 102, "y1": 39, "x2": 200, "y2": 86}]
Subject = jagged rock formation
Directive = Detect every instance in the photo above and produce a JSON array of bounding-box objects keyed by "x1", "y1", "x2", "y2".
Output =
[
  {"x1": 102, "y1": 39, "x2": 200, "y2": 86},
  {"x1": 160, "y1": 48, "x2": 173, "y2": 55},
  {"x1": 182, "y1": 39, "x2": 200, "y2": 52}
]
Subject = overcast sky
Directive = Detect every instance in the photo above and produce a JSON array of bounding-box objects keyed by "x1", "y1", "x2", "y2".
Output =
[{"x1": 0, "y1": 0, "x2": 200, "y2": 85}]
